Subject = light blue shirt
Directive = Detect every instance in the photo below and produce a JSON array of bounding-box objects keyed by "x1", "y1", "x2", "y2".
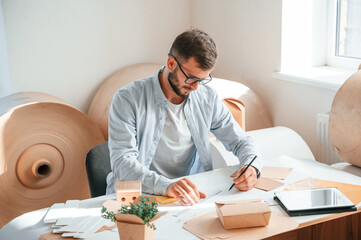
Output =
[{"x1": 106, "y1": 67, "x2": 262, "y2": 195}]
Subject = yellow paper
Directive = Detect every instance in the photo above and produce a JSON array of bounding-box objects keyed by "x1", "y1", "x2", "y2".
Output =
[{"x1": 156, "y1": 195, "x2": 177, "y2": 204}]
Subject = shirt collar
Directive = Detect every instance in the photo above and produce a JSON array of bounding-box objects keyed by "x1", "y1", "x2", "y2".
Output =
[
  {"x1": 152, "y1": 66, "x2": 169, "y2": 107},
  {"x1": 152, "y1": 66, "x2": 194, "y2": 106}
]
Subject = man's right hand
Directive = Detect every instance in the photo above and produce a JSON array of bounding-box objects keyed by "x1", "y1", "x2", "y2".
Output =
[{"x1": 166, "y1": 178, "x2": 206, "y2": 205}]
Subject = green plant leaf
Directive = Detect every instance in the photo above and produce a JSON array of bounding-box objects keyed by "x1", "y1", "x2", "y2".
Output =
[{"x1": 100, "y1": 196, "x2": 159, "y2": 229}]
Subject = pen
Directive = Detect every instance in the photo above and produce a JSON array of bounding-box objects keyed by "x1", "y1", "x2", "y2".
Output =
[{"x1": 228, "y1": 155, "x2": 257, "y2": 191}]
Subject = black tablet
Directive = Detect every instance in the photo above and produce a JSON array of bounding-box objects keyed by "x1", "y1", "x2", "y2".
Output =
[{"x1": 274, "y1": 187, "x2": 357, "y2": 216}]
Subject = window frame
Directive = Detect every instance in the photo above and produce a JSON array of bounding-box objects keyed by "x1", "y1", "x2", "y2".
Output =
[{"x1": 326, "y1": 0, "x2": 361, "y2": 70}]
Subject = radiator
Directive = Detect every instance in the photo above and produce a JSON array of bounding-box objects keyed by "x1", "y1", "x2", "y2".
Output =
[{"x1": 317, "y1": 112, "x2": 341, "y2": 165}]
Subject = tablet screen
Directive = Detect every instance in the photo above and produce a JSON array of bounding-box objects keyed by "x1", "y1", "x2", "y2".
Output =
[{"x1": 274, "y1": 187, "x2": 355, "y2": 211}]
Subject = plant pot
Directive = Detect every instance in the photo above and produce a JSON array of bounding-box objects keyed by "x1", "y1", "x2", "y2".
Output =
[
  {"x1": 116, "y1": 219, "x2": 155, "y2": 240},
  {"x1": 115, "y1": 212, "x2": 164, "y2": 240}
]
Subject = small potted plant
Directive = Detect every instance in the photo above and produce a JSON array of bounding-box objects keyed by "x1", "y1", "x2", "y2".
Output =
[{"x1": 101, "y1": 196, "x2": 163, "y2": 240}]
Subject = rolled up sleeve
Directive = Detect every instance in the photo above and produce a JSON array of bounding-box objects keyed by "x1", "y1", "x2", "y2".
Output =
[
  {"x1": 210, "y1": 93, "x2": 262, "y2": 174},
  {"x1": 108, "y1": 90, "x2": 173, "y2": 195}
]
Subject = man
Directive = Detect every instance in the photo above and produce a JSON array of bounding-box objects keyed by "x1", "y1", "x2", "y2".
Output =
[{"x1": 106, "y1": 29, "x2": 262, "y2": 205}]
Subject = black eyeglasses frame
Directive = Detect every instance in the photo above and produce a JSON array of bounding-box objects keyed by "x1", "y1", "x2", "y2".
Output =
[{"x1": 168, "y1": 53, "x2": 213, "y2": 85}]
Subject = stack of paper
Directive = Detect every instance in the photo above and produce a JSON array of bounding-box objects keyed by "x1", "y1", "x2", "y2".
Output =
[{"x1": 42, "y1": 200, "x2": 115, "y2": 239}]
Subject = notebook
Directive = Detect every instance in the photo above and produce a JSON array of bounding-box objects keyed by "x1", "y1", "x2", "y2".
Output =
[{"x1": 274, "y1": 187, "x2": 357, "y2": 216}]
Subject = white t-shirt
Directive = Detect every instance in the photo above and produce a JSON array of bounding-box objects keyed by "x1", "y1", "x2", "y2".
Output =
[{"x1": 150, "y1": 100, "x2": 195, "y2": 179}]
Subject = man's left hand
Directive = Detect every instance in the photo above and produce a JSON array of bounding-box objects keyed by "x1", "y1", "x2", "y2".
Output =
[{"x1": 232, "y1": 166, "x2": 258, "y2": 191}]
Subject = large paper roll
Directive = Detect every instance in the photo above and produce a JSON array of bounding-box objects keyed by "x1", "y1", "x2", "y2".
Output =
[
  {"x1": 88, "y1": 63, "x2": 272, "y2": 139},
  {"x1": 208, "y1": 78, "x2": 273, "y2": 131},
  {"x1": 88, "y1": 63, "x2": 162, "y2": 139},
  {"x1": 329, "y1": 68, "x2": 361, "y2": 167},
  {"x1": 0, "y1": 92, "x2": 105, "y2": 227}
]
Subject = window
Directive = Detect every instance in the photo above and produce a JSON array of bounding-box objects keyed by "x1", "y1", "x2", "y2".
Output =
[
  {"x1": 327, "y1": 0, "x2": 361, "y2": 69},
  {"x1": 336, "y1": 0, "x2": 361, "y2": 59},
  {"x1": 276, "y1": 0, "x2": 358, "y2": 90}
]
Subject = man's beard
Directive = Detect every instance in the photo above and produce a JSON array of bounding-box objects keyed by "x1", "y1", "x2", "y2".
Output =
[{"x1": 168, "y1": 69, "x2": 189, "y2": 97}]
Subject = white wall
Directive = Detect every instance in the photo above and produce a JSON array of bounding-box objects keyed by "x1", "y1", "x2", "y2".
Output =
[
  {"x1": 190, "y1": 0, "x2": 338, "y2": 160},
  {"x1": 3, "y1": 0, "x2": 190, "y2": 111},
  {"x1": 0, "y1": 1, "x2": 11, "y2": 97},
  {"x1": 3, "y1": 0, "x2": 339, "y2": 161},
  {"x1": 190, "y1": 0, "x2": 282, "y2": 108}
]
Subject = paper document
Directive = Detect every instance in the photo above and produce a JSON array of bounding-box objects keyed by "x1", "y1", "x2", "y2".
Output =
[
  {"x1": 230, "y1": 166, "x2": 292, "y2": 192},
  {"x1": 255, "y1": 177, "x2": 284, "y2": 191},
  {"x1": 183, "y1": 210, "x2": 298, "y2": 240},
  {"x1": 261, "y1": 166, "x2": 292, "y2": 180}
]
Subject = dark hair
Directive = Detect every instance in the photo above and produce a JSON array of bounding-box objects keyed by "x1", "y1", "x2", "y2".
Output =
[{"x1": 169, "y1": 29, "x2": 218, "y2": 70}]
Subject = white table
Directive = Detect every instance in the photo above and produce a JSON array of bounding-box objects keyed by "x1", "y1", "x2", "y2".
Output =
[{"x1": 1, "y1": 155, "x2": 360, "y2": 240}]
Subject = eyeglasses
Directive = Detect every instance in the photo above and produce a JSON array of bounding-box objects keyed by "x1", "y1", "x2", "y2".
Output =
[{"x1": 168, "y1": 53, "x2": 213, "y2": 85}]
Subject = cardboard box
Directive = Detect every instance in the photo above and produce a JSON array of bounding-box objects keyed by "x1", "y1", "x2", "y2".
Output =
[
  {"x1": 115, "y1": 212, "x2": 165, "y2": 240},
  {"x1": 115, "y1": 214, "x2": 155, "y2": 240},
  {"x1": 215, "y1": 199, "x2": 271, "y2": 230},
  {"x1": 104, "y1": 197, "x2": 165, "y2": 240},
  {"x1": 116, "y1": 181, "x2": 142, "y2": 206}
]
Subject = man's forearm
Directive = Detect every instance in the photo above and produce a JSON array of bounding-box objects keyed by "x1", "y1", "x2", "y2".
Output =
[{"x1": 111, "y1": 155, "x2": 173, "y2": 195}]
